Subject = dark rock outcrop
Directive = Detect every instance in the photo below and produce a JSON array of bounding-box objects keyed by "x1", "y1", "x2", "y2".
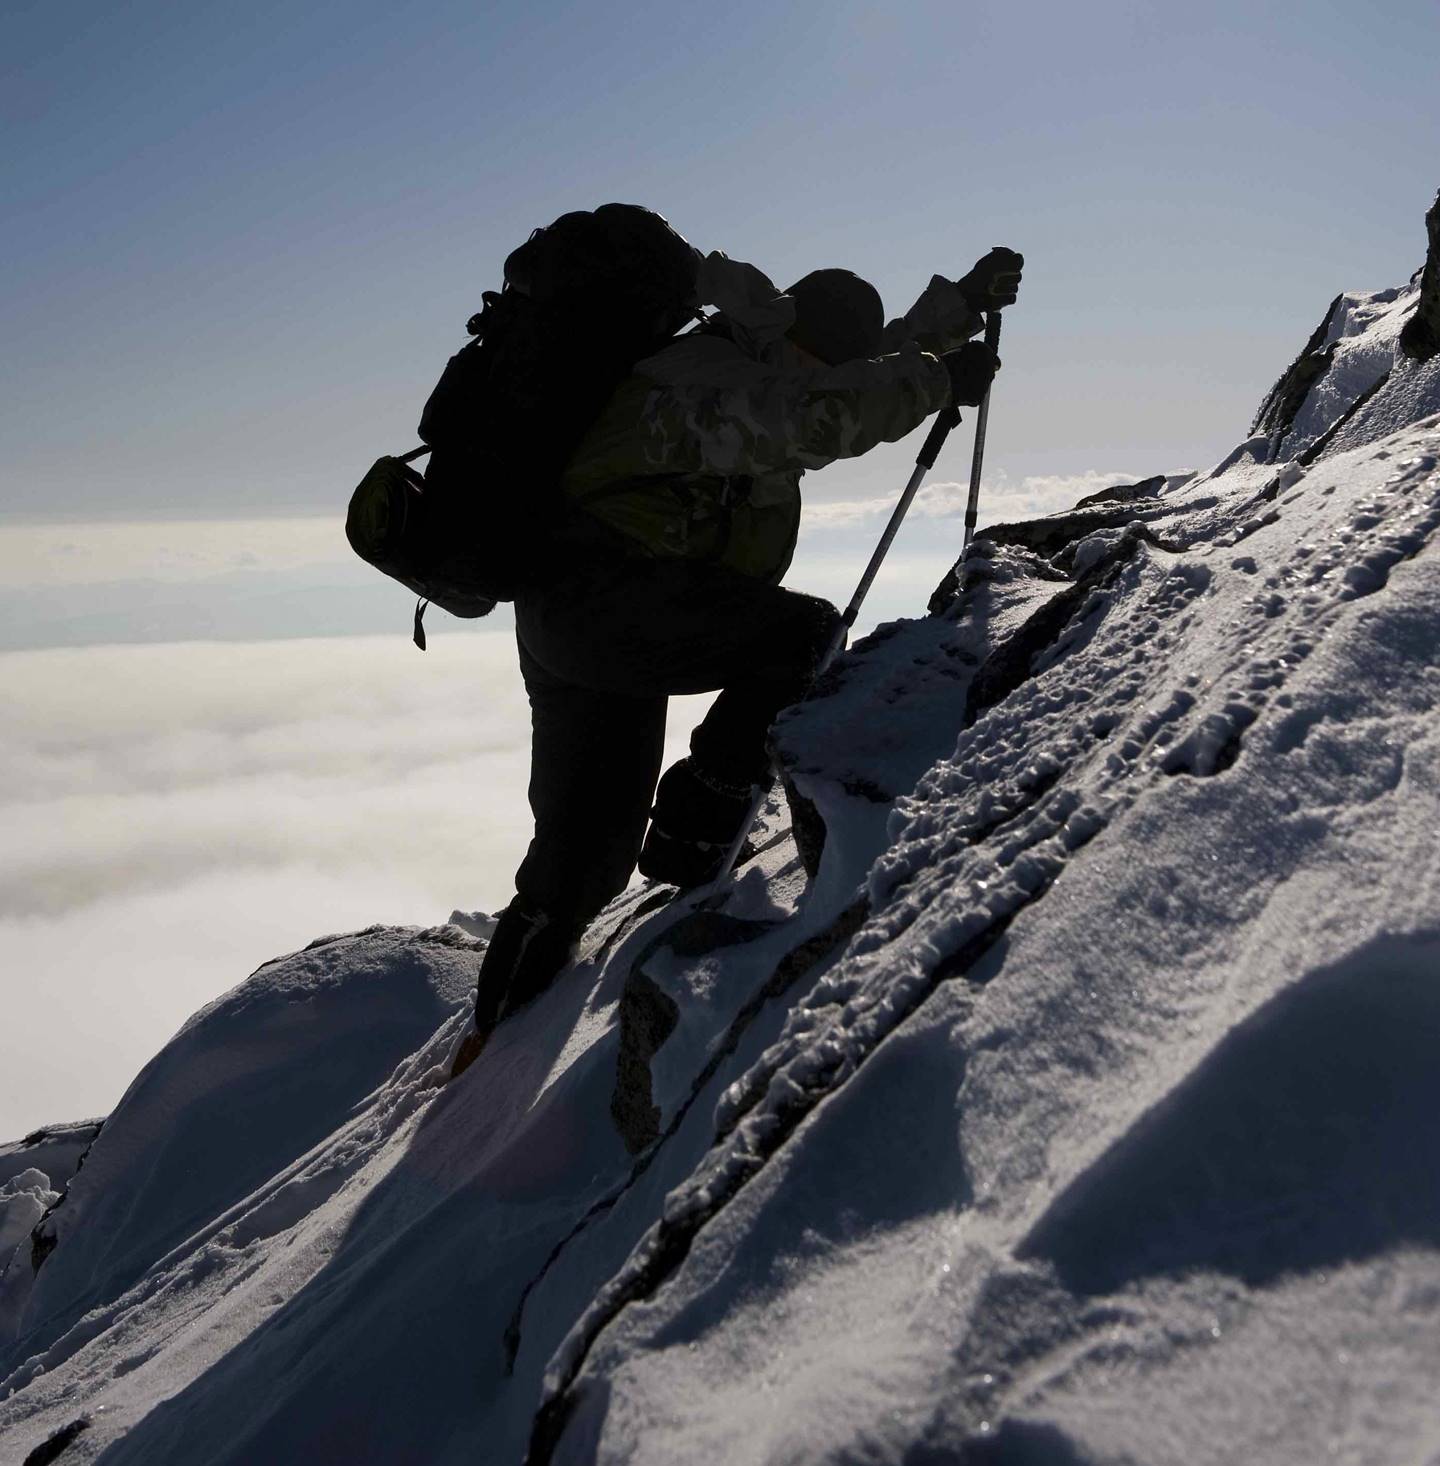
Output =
[
  {"x1": 609, "y1": 906, "x2": 781, "y2": 1153},
  {"x1": 609, "y1": 972, "x2": 680, "y2": 1155},
  {"x1": 780, "y1": 770, "x2": 826, "y2": 878},
  {"x1": 1399, "y1": 189, "x2": 1440, "y2": 362},
  {"x1": 1072, "y1": 474, "x2": 1167, "y2": 509},
  {"x1": 1250, "y1": 293, "x2": 1344, "y2": 455},
  {"x1": 22, "y1": 1417, "x2": 90, "y2": 1466}
]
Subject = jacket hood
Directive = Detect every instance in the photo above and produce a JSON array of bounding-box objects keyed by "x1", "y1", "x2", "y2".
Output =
[{"x1": 693, "y1": 251, "x2": 797, "y2": 361}]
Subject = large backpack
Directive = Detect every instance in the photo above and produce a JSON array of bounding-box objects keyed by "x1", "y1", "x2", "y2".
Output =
[{"x1": 346, "y1": 204, "x2": 699, "y2": 647}]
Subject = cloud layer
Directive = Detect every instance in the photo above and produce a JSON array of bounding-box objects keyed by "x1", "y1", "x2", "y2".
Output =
[
  {"x1": 803, "y1": 468, "x2": 1139, "y2": 528},
  {"x1": 0, "y1": 631, "x2": 710, "y2": 1136}
]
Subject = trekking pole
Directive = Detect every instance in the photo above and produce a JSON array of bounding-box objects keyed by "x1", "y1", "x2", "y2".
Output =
[
  {"x1": 822, "y1": 311, "x2": 1002, "y2": 672},
  {"x1": 962, "y1": 312, "x2": 1004, "y2": 554},
  {"x1": 712, "y1": 311, "x2": 1002, "y2": 884}
]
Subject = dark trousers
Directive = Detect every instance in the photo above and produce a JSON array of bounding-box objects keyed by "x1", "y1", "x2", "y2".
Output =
[{"x1": 510, "y1": 558, "x2": 839, "y2": 929}]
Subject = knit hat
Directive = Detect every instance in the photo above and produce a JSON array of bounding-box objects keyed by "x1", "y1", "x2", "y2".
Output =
[{"x1": 783, "y1": 269, "x2": 885, "y2": 364}]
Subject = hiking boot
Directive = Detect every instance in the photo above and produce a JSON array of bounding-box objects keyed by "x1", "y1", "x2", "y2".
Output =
[
  {"x1": 455, "y1": 902, "x2": 580, "y2": 1076},
  {"x1": 638, "y1": 825, "x2": 759, "y2": 887},
  {"x1": 637, "y1": 758, "x2": 757, "y2": 888}
]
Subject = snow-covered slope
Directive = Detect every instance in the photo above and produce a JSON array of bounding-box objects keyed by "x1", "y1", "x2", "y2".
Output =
[{"x1": 3, "y1": 194, "x2": 1440, "y2": 1466}]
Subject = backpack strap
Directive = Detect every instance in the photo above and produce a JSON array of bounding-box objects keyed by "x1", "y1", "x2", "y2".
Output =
[{"x1": 399, "y1": 446, "x2": 431, "y2": 649}]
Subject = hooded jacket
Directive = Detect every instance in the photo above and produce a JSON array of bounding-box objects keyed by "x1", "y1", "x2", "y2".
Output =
[{"x1": 559, "y1": 253, "x2": 983, "y2": 582}]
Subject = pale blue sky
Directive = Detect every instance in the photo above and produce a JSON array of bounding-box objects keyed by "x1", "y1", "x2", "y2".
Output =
[{"x1": 4, "y1": 0, "x2": 1438, "y2": 526}]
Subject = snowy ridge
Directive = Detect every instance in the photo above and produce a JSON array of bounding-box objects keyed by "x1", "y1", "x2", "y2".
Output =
[
  {"x1": 533, "y1": 430, "x2": 1440, "y2": 1464},
  {"x1": 3, "y1": 202, "x2": 1440, "y2": 1464}
]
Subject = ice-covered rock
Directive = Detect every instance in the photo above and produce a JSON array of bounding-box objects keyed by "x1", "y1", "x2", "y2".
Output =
[
  {"x1": 0, "y1": 1122, "x2": 104, "y2": 1347},
  {"x1": 0, "y1": 1171, "x2": 57, "y2": 1345},
  {"x1": 0, "y1": 1122, "x2": 103, "y2": 1200}
]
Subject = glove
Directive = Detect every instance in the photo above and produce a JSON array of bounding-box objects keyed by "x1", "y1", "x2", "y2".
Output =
[
  {"x1": 956, "y1": 246, "x2": 1024, "y2": 313},
  {"x1": 942, "y1": 341, "x2": 1001, "y2": 406}
]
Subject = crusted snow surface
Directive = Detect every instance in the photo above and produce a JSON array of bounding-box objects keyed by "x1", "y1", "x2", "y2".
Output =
[
  {"x1": 540, "y1": 373, "x2": 1440, "y2": 1454},
  {"x1": 0, "y1": 822, "x2": 873, "y2": 1464},
  {"x1": 773, "y1": 541, "x2": 1071, "y2": 914},
  {"x1": 4, "y1": 258, "x2": 1440, "y2": 1465},
  {"x1": 0, "y1": 925, "x2": 481, "y2": 1457}
]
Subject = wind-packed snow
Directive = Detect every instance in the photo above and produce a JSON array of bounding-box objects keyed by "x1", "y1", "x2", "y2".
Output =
[{"x1": 3, "y1": 231, "x2": 1440, "y2": 1466}]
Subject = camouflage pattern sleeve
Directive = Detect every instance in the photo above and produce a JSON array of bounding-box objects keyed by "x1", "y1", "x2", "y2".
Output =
[
  {"x1": 879, "y1": 273, "x2": 984, "y2": 356},
  {"x1": 631, "y1": 344, "x2": 952, "y2": 477}
]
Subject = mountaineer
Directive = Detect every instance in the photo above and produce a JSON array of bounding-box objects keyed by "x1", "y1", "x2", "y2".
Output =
[{"x1": 466, "y1": 236, "x2": 1022, "y2": 1056}]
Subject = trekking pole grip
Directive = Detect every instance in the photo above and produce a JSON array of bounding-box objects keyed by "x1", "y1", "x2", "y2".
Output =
[
  {"x1": 919, "y1": 311, "x2": 1001, "y2": 469},
  {"x1": 917, "y1": 403, "x2": 962, "y2": 470}
]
